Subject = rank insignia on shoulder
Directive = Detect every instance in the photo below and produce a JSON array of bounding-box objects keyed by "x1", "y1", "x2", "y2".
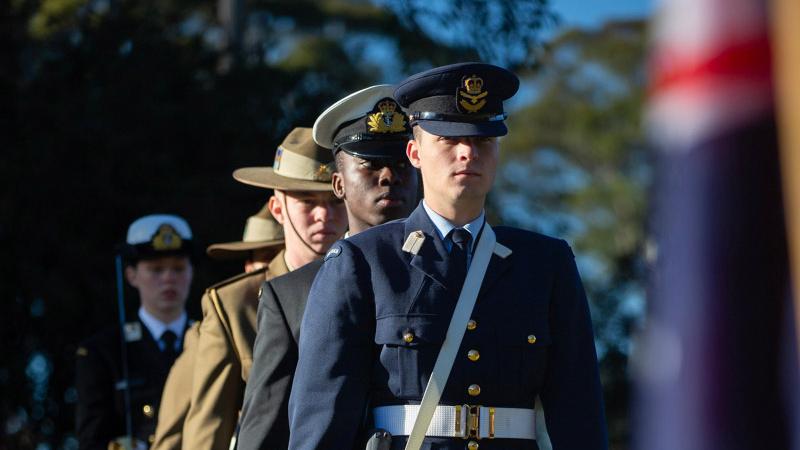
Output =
[
  {"x1": 402, "y1": 230, "x2": 425, "y2": 255},
  {"x1": 493, "y1": 242, "x2": 512, "y2": 259},
  {"x1": 124, "y1": 322, "x2": 142, "y2": 342},
  {"x1": 325, "y1": 246, "x2": 342, "y2": 261}
]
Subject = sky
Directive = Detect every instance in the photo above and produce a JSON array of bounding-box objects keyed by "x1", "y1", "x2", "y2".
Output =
[{"x1": 552, "y1": 0, "x2": 652, "y2": 27}]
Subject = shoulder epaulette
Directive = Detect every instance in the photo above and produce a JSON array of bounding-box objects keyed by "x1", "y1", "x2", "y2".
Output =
[
  {"x1": 123, "y1": 321, "x2": 143, "y2": 342},
  {"x1": 206, "y1": 266, "x2": 269, "y2": 292},
  {"x1": 494, "y1": 242, "x2": 513, "y2": 258}
]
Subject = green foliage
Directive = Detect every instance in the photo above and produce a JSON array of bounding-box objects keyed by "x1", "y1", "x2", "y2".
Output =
[
  {"x1": 495, "y1": 19, "x2": 649, "y2": 449},
  {"x1": 28, "y1": 0, "x2": 87, "y2": 39}
]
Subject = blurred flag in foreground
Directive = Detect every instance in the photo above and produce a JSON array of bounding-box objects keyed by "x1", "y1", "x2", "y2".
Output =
[{"x1": 634, "y1": 0, "x2": 799, "y2": 449}]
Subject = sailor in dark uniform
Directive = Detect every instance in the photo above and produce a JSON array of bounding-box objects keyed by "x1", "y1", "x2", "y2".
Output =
[
  {"x1": 287, "y1": 63, "x2": 608, "y2": 450},
  {"x1": 75, "y1": 214, "x2": 195, "y2": 450},
  {"x1": 237, "y1": 84, "x2": 419, "y2": 450}
]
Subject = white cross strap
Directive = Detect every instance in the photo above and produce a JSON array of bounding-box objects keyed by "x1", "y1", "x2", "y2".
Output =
[{"x1": 403, "y1": 225, "x2": 497, "y2": 450}]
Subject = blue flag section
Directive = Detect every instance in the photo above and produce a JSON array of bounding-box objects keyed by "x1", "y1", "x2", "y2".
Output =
[
  {"x1": 634, "y1": 0, "x2": 800, "y2": 448},
  {"x1": 637, "y1": 115, "x2": 793, "y2": 449}
]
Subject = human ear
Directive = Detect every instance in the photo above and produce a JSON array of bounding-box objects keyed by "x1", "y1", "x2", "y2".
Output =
[
  {"x1": 268, "y1": 194, "x2": 285, "y2": 225},
  {"x1": 125, "y1": 265, "x2": 139, "y2": 288},
  {"x1": 406, "y1": 139, "x2": 422, "y2": 169},
  {"x1": 332, "y1": 172, "x2": 346, "y2": 200}
]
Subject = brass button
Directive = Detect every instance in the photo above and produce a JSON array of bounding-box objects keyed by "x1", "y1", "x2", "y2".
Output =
[
  {"x1": 466, "y1": 319, "x2": 477, "y2": 331},
  {"x1": 527, "y1": 334, "x2": 537, "y2": 344},
  {"x1": 467, "y1": 384, "x2": 481, "y2": 396},
  {"x1": 467, "y1": 440, "x2": 479, "y2": 450},
  {"x1": 149, "y1": 434, "x2": 155, "y2": 444},
  {"x1": 403, "y1": 331, "x2": 415, "y2": 343},
  {"x1": 467, "y1": 349, "x2": 480, "y2": 362},
  {"x1": 143, "y1": 404, "x2": 154, "y2": 418}
]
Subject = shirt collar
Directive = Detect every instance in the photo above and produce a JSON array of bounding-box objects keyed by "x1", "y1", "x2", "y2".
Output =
[
  {"x1": 138, "y1": 306, "x2": 187, "y2": 342},
  {"x1": 422, "y1": 199, "x2": 485, "y2": 253}
]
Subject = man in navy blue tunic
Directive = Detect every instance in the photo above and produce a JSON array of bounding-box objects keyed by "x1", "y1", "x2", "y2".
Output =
[{"x1": 288, "y1": 63, "x2": 608, "y2": 450}]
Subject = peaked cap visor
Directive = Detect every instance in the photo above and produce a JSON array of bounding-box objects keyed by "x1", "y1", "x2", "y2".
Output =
[{"x1": 313, "y1": 85, "x2": 397, "y2": 150}]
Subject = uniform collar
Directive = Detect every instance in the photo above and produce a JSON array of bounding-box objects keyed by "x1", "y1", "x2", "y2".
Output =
[
  {"x1": 422, "y1": 199, "x2": 484, "y2": 253},
  {"x1": 138, "y1": 306, "x2": 186, "y2": 342},
  {"x1": 269, "y1": 248, "x2": 291, "y2": 276}
]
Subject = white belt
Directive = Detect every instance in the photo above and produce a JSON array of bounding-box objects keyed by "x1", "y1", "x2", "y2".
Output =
[{"x1": 373, "y1": 404, "x2": 536, "y2": 440}]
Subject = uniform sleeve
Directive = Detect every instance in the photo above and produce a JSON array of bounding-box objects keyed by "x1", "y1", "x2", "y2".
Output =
[
  {"x1": 237, "y1": 282, "x2": 293, "y2": 450},
  {"x1": 151, "y1": 321, "x2": 199, "y2": 450},
  {"x1": 288, "y1": 243, "x2": 376, "y2": 450},
  {"x1": 75, "y1": 342, "x2": 117, "y2": 450},
  {"x1": 182, "y1": 291, "x2": 243, "y2": 450},
  {"x1": 540, "y1": 240, "x2": 609, "y2": 449}
]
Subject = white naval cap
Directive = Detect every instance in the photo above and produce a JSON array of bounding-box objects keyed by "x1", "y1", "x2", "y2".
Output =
[
  {"x1": 127, "y1": 214, "x2": 193, "y2": 245},
  {"x1": 312, "y1": 85, "x2": 411, "y2": 160},
  {"x1": 123, "y1": 214, "x2": 193, "y2": 261}
]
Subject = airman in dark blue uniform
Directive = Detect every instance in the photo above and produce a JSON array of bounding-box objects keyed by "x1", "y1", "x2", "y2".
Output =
[{"x1": 288, "y1": 63, "x2": 608, "y2": 450}]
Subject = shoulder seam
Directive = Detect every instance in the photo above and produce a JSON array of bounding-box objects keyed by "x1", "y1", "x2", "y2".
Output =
[{"x1": 207, "y1": 266, "x2": 268, "y2": 290}]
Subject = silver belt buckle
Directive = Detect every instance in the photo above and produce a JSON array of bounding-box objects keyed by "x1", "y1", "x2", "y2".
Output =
[{"x1": 454, "y1": 404, "x2": 484, "y2": 440}]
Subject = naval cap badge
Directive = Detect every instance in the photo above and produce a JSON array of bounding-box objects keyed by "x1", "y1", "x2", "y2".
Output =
[
  {"x1": 366, "y1": 97, "x2": 408, "y2": 134},
  {"x1": 151, "y1": 224, "x2": 183, "y2": 251}
]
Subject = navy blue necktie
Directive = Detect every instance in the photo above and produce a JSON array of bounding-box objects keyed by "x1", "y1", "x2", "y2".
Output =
[
  {"x1": 160, "y1": 330, "x2": 178, "y2": 364},
  {"x1": 448, "y1": 228, "x2": 472, "y2": 287}
]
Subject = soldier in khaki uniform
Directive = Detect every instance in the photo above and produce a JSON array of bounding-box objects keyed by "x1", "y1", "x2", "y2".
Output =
[
  {"x1": 152, "y1": 208, "x2": 284, "y2": 450},
  {"x1": 171, "y1": 127, "x2": 347, "y2": 450}
]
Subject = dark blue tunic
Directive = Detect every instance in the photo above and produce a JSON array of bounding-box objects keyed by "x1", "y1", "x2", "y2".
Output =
[{"x1": 288, "y1": 204, "x2": 608, "y2": 450}]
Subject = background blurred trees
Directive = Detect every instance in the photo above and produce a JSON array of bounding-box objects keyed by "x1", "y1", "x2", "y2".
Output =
[
  {"x1": 1, "y1": 1, "x2": 648, "y2": 448},
  {"x1": 495, "y1": 19, "x2": 649, "y2": 448}
]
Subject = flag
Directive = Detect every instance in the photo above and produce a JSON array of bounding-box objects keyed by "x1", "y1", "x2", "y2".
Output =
[{"x1": 633, "y1": 0, "x2": 799, "y2": 448}]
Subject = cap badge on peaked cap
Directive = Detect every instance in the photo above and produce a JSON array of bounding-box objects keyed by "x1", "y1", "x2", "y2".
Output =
[
  {"x1": 457, "y1": 74, "x2": 488, "y2": 113},
  {"x1": 151, "y1": 224, "x2": 183, "y2": 251},
  {"x1": 366, "y1": 98, "x2": 408, "y2": 134}
]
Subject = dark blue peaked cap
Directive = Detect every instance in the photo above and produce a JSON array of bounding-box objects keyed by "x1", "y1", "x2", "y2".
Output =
[{"x1": 394, "y1": 62, "x2": 519, "y2": 137}]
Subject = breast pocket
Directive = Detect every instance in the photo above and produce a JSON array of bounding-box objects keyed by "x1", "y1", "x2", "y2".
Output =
[
  {"x1": 374, "y1": 314, "x2": 447, "y2": 400},
  {"x1": 495, "y1": 316, "x2": 551, "y2": 398}
]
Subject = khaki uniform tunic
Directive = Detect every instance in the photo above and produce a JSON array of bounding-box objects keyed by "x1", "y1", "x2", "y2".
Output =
[{"x1": 152, "y1": 250, "x2": 289, "y2": 450}]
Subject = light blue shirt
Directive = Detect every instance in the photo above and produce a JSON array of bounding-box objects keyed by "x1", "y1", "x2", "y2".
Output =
[
  {"x1": 138, "y1": 306, "x2": 187, "y2": 351},
  {"x1": 422, "y1": 200, "x2": 485, "y2": 267}
]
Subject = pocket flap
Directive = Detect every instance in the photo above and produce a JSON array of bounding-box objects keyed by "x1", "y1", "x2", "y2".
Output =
[
  {"x1": 497, "y1": 317, "x2": 551, "y2": 346},
  {"x1": 374, "y1": 314, "x2": 447, "y2": 346}
]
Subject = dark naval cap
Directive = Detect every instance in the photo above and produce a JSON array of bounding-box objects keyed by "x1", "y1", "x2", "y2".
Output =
[
  {"x1": 313, "y1": 85, "x2": 411, "y2": 159},
  {"x1": 394, "y1": 62, "x2": 519, "y2": 137}
]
